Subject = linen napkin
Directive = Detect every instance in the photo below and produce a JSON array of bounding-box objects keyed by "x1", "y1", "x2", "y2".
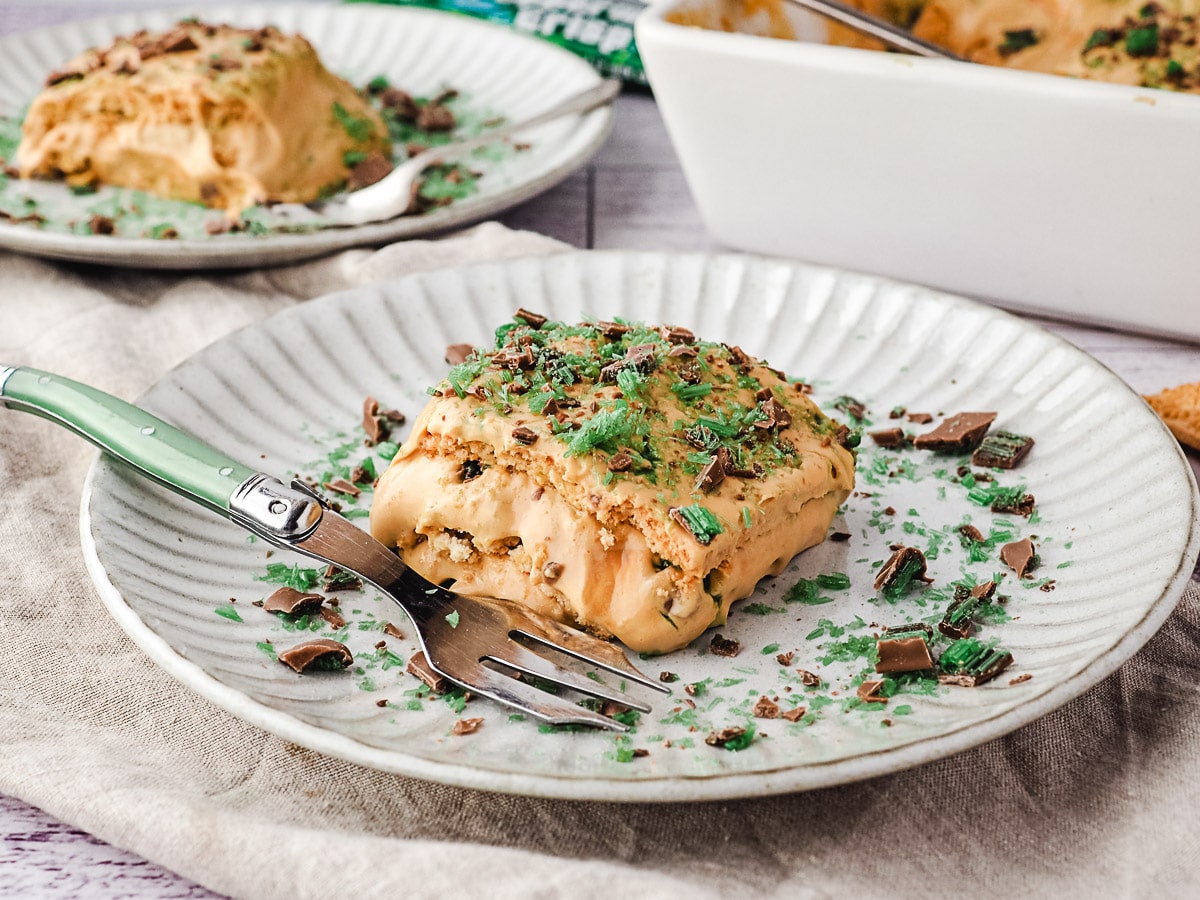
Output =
[{"x1": 1, "y1": 226, "x2": 1198, "y2": 900}]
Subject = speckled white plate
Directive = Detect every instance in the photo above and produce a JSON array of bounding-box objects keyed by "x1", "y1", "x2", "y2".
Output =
[
  {"x1": 0, "y1": 3, "x2": 611, "y2": 268},
  {"x1": 81, "y1": 251, "x2": 1199, "y2": 801}
]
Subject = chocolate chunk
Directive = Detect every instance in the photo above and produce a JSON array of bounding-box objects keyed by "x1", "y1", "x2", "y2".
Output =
[
  {"x1": 705, "y1": 726, "x2": 748, "y2": 747},
  {"x1": 362, "y1": 396, "x2": 387, "y2": 444},
  {"x1": 541, "y1": 562, "x2": 563, "y2": 582},
  {"x1": 264, "y1": 587, "x2": 324, "y2": 615},
  {"x1": 348, "y1": 152, "x2": 392, "y2": 191},
  {"x1": 1009, "y1": 673, "x2": 1033, "y2": 685},
  {"x1": 277, "y1": 639, "x2": 352, "y2": 673},
  {"x1": 782, "y1": 706, "x2": 806, "y2": 723},
  {"x1": 320, "y1": 606, "x2": 347, "y2": 629},
  {"x1": 88, "y1": 214, "x2": 115, "y2": 235},
  {"x1": 869, "y1": 427, "x2": 905, "y2": 448},
  {"x1": 857, "y1": 679, "x2": 887, "y2": 703},
  {"x1": 600, "y1": 343, "x2": 658, "y2": 381},
  {"x1": 491, "y1": 346, "x2": 536, "y2": 370},
  {"x1": 875, "y1": 636, "x2": 935, "y2": 674},
  {"x1": 383, "y1": 622, "x2": 404, "y2": 640},
  {"x1": 514, "y1": 308, "x2": 548, "y2": 328},
  {"x1": 881, "y1": 622, "x2": 935, "y2": 641},
  {"x1": 608, "y1": 452, "x2": 632, "y2": 472},
  {"x1": 889, "y1": 406, "x2": 906, "y2": 419},
  {"x1": 445, "y1": 343, "x2": 475, "y2": 365},
  {"x1": 452, "y1": 717, "x2": 484, "y2": 735},
  {"x1": 873, "y1": 546, "x2": 933, "y2": 593},
  {"x1": 797, "y1": 669, "x2": 821, "y2": 687},
  {"x1": 511, "y1": 426, "x2": 538, "y2": 445},
  {"x1": 694, "y1": 454, "x2": 727, "y2": 493},
  {"x1": 752, "y1": 696, "x2": 780, "y2": 719},
  {"x1": 349, "y1": 466, "x2": 370, "y2": 485},
  {"x1": 160, "y1": 30, "x2": 198, "y2": 53},
  {"x1": 596, "y1": 321, "x2": 631, "y2": 339},
  {"x1": 833, "y1": 396, "x2": 866, "y2": 420},
  {"x1": 938, "y1": 638, "x2": 1014, "y2": 687},
  {"x1": 322, "y1": 565, "x2": 363, "y2": 592},
  {"x1": 992, "y1": 492, "x2": 1036, "y2": 518},
  {"x1": 1000, "y1": 537, "x2": 1038, "y2": 579},
  {"x1": 753, "y1": 398, "x2": 792, "y2": 431},
  {"x1": 459, "y1": 459, "x2": 483, "y2": 482},
  {"x1": 776, "y1": 650, "x2": 795, "y2": 666},
  {"x1": 958, "y1": 524, "x2": 985, "y2": 545},
  {"x1": 972, "y1": 431, "x2": 1034, "y2": 469},
  {"x1": 830, "y1": 531, "x2": 851, "y2": 542},
  {"x1": 407, "y1": 651, "x2": 447, "y2": 692},
  {"x1": 971, "y1": 580, "x2": 997, "y2": 601},
  {"x1": 380, "y1": 87, "x2": 419, "y2": 119},
  {"x1": 724, "y1": 345, "x2": 751, "y2": 367},
  {"x1": 668, "y1": 344, "x2": 698, "y2": 358},
  {"x1": 709, "y1": 633, "x2": 741, "y2": 657},
  {"x1": 208, "y1": 56, "x2": 242, "y2": 71},
  {"x1": 416, "y1": 103, "x2": 456, "y2": 132},
  {"x1": 913, "y1": 412, "x2": 997, "y2": 453},
  {"x1": 659, "y1": 671, "x2": 679, "y2": 683},
  {"x1": 323, "y1": 478, "x2": 361, "y2": 498},
  {"x1": 659, "y1": 325, "x2": 695, "y2": 344},
  {"x1": 906, "y1": 412, "x2": 933, "y2": 424},
  {"x1": 632, "y1": 748, "x2": 650, "y2": 758}
]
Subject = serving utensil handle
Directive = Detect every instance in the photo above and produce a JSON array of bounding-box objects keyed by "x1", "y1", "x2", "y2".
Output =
[{"x1": 0, "y1": 365, "x2": 255, "y2": 515}]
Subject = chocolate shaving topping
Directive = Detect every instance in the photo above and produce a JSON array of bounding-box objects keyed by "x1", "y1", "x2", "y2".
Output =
[
  {"x1": 659, "y1": 325, "x2": 695, "y2": 344},
  {"x1": 857, "y1": 679, "x2": 888, "y2": 704},
  {"x1": 160, "y1": 30, "x2": 199, "y2": 53},
  {"x1": 380, "y1": 87, "x2": 418, "y2": 119},
  {"x1": 597, "y1": 321, "x2": 631, "y2": 339},
  {"x1": 972, "y1": 431, "x2": 1035, "y2": 469},
  {"x1": 348, "y1": 152, "x2": 392, "y2": 191},
  {"x1": 668, "y1": 344, "x2": 698, "y2": 358},
  {"x1": 705, "y1": 726, "x2": 748, "y2": 748},
  {"x1": 797, "y1": 669, "x2": 821, "y2": 687},
  {"x1": 445, "y1": 343, "x2": 475, "y2": 365},
  {"x1": 320, "y1": 606, "x2": 346, "y2": 629},
  {"x1": 323, "y1": 479, "x2": 360, "y2": 498},
  {"x1": 511, "y1": 426, "x2": 538, "y2": 445},
  {"x1": 264, "y1": 587, "x2": 324, "y2": 615},
  {"x1": 208, "y1": 56, "x2": 242, "y2": 71},
  {"x1": 407, "y1": 651, "x2": 447, "y2": 693},
  {"x1": 514, "y1": 308, "x2": 548, "y2": 328},
  {"x1": 277, "y1": 639, "x2": 352, "y2": 674},
  {"x1": 608, "y1": 452, "x2": 633, "y2": 473},
  {"x1": 752, "y1": 696, "x2": 780, "y2": 719},
  {"x1": 873, "y1": 546, "x2": 934, "y2": 592},
  {"x1": 753, "y1": 398, "x2": 792, "y2": 431},
  {"x1": 88, "y1": 214, "x2": 115, "y2": 235},
  {"x1": 600, "y1": 343, "x2": 658, "y2": 381},
  {"x1": 782, "y1": 706, "x2": 806, "y2": 723},
  {"x1": 724, "y1": 344, "x2": 751, "y2": 367},
  {"x1": 384, "y1": 622, "x2": 404, "y2": 640},
  {"x1": 452, "y1": 717, "x2": 484, "y2": 735},
  {"x1": 869, "y1": 427, "x2": 905, "y2": 448},
  {"x1": 1000, "y1": 537, "x2": 1038, "y2": 579},
  {"x1": 492, "y1": 346, "x2": 536, "y2": 370},
  {"x1": 913, "y1": 411, "x2": 997, "y2": 453},
  {"x1": 694, "y1": 453, "x2": 727, "y2": 493},
  {"x1": 708, "y1": 633, "x2": 741, "y2": 657},
  {"x1": 875, "y1": 636, "x2": 935, "y2": 674},
  {"x1": 416, "y1": 102, "x2": 455, "y2": 132}
]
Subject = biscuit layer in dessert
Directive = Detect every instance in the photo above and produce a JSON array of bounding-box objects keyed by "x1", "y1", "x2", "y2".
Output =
[
  {"x1": 17, "y1": 20, "x2": 392, "y2": 212},
  {"x1": 371, "y1": 315, "x2": 857, "y2": 653}
]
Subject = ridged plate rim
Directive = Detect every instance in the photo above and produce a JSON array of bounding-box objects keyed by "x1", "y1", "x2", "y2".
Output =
[{"x1": 80, "y1": 250, "x2": 1200, "y2": 801}]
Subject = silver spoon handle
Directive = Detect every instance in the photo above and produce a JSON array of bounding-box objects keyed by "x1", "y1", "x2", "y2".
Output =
[{"x1": 790, "y1": 0, "x2": 963, "y2": 60}]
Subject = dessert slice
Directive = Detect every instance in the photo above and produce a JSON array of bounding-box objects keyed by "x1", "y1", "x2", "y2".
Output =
[
  {"x1": 370, "y1": 313, "x2": 857, "y2": 653},
  {"x1": 17, "y1": 20, "x2": 392, "y2": 212}
]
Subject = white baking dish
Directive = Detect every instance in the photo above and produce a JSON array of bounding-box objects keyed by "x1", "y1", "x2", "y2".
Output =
[{"x1": 636, "y1": 1, "x2": 1200, "y2": 343}]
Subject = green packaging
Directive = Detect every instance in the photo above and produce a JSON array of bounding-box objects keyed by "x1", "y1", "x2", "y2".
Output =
[{"x1": 350, "y1": 0, "x2": 649, "y2": 84}]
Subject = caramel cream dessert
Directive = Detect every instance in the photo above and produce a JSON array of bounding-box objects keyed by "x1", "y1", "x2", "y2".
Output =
[
  {"x1": 17, "y1": 20, "x2": 392, "y2": 213},
  {"x1": 370, "y1": 312, "x2": 857, "y2": 654}
]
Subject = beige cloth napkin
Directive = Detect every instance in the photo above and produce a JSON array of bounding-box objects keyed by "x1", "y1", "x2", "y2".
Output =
[{"x1": 1, "y1": 225, "x2": 1198, "y2": 899}]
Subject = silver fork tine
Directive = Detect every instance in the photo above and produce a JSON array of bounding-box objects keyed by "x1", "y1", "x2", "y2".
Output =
[
  {"x1": 464, "y1": 666, "x2": 633, "y2": 730},
  {"x1": 483, "y1": 644, "x2": 653, "y2": 713}
]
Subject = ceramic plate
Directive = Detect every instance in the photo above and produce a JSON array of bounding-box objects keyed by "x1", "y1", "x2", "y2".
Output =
[
  {"x1": 0, "y1": 4, "x2": 611, "y2": 268},
  {"x1": 82, "y1": 251, "x2": 1199, "y2": 801}
]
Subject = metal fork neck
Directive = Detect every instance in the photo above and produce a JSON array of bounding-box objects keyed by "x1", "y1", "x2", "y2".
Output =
[{"x1": 228, "y1": 474, "x2": 324, "y2": 544}]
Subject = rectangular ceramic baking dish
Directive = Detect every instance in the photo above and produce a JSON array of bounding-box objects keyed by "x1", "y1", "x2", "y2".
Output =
[{"x1": 636, "y1": 1, "x2": 1200, "y2": 343}]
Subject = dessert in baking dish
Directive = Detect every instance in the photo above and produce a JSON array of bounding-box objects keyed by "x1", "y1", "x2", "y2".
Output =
[
  {"x1": 370, "y1": 312, "x2": 857, "y2": 654},
  {"x1": 16, "y1": 20, "x2": 392, "y2": 212}
]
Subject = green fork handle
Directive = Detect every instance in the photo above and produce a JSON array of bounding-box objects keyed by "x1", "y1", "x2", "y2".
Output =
[{"x1": 0, "y1": 365, "x2": 255, "y2": 515}]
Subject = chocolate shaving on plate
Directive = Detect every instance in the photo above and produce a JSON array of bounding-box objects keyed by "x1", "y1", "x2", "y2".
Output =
[
  {"x1": 709, "y1": 633, "x2": 741, "y2": 657},
  {"x1": 416, "y1": 103, "x2": 455, "y2": 132},
  {"x1": 348, "y1": 152, "x2": 392, "y2": 191},
  {"x1": 320, "y1": 606, "x2": 346, "y2": 629},
  {"x1": 972, "y1": 431, "x2": 1035, "y2": 469},
  {"x1": 992, "y1": 492, "x2": 1036, "y2": 518},
  {"x1": 705, "y1": 726, "x2": 748, "y2": 748},
  {"x1": 88, "y1": 214, "x2": 115, "y2": 235},
  {"x1": 1000, "y1": 537, "x2": 1038, "y2": 579},
  {"x1": 452, "y1": 717, "x2": 484, "y2": 736},
  {"x1": 752, "y1": 696, "x2": 780, "y2": 719},
  {"x1": 277, "y1": 639, "x2": 352, "y2": 674},
  {"x1": 407, "y1": 651, "x2": 447, "y2": 692},
  {"x1": 362, "y1": 396, "x2": 387, "y2": 444},
  {"x1": 782, "y1": 706, "x2": 806, "y2": 723},
  {"x1": 868, "y1": 427, "x2": 906, "y2": 448},
  {"x1": 913, "y1": 411, "x2": 997, "y2": 453},
  {"x1": 875, "y1": 636, "x2": 935, "y2": 674},
  {"x1": 263, "y1": 587, "x2": 324, "y2": 615},
  {"x1": 857, "y1": 679, "x2": 887, "y2": 703},
  {"x1": 323, "y1": 479, "x2": 360, "y2": 498},
  {"x1": 873, "y1": 546, "x2": 934, "y2": 592},
  {"x1": 906, "y1": 412, "x2": 933, "y2": 424},
  {"x1": 383, "y1": 622, "x2": 404, "y2": 640}
]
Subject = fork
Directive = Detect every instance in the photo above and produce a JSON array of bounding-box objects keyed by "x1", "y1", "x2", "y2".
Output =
[
  {"x1": 271, "y1": 78, "x2": 621, "y2": 228},
  {"x1": 787, "y1": 0, "x2": 962, "y2": 59},
  {"x1": 0, "y1": 365, "x2": 667, "y2": 730}
]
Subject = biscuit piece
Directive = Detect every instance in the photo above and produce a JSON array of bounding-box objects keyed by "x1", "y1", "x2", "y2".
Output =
[
  {"x1": 17, "y1": 20, "x2": 391, "y2": 212},
  {"x1": 371, "y1": 315, "x2": 857, "y2": 653},
  {"x1": 1145, "y1": 382, "x2": 1200, "y2": 450}
]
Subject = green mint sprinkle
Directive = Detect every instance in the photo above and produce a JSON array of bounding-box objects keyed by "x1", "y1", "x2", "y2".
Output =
[
  {"x1": 565, "y1": 404, "x2": 644, "y2": 457},
  {"x1": 999, "y1": 28, "x2": 1039, "y2": 56},
  {"x1": 332, "y1": 101, "x2": 373, "y2": 141},
  {"x1": 673, "y1": 504, "x2": 724, "y2": 543},
  {"x1": 816, "y1": 573, "x2": 851, "y2": 590},
  {"x1": 1083, "y1": 28, "x2": 1118, "y2": 52},
  {"x1": 376, "y1": 441, "x2": 400, "y2": 460},
  {"x1": 719, "y1": 724, "x2": 756, "y2": 751},
  {"x1": 741, "y1": 506, "x2": 752, "y2": 528},
  {"x1": 671, "y1": 382, "x2": 713, "y2": 403},
  {"x1": 893, "y1": 704, "x2": 913, "y2": 716},
  {"x1": 1168, "y1": 59, "x2": 1185, "y2": 77},
  {"x1": 255, "y1": 641, "x2": 277, "y2": 660},
  {"x1": 761, "y1": 643, "x2": 781, "y2": 655},
  {"x1": 785, "y1": 578, "x2": 834, "y2": 605},
  {"x1": 742, "y1": 603, "x2": 780, "y2": 615},
  {"x1": 257, "y1": 563, "x2": 322, "y2": 592},
  {"x1": 367, "y1": 74, "x2": 390, "y2": 92},
  {"x1": 214, "y1": 604, "x2": 243, "y2": 623},
  {"x1": 445, "y1": 610, "x2": 460, "y2": 628},
  {"x1": 1126, "y1": 25, "x2": 1159, "y2": 57},
  {"x1": 343, "y1": 150, "x2": 367, "y2": 167}
]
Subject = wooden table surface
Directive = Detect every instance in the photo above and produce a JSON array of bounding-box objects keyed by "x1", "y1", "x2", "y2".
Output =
[{"x1": 3, "y1": 3, "x2": 1199, "y2": 896}]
